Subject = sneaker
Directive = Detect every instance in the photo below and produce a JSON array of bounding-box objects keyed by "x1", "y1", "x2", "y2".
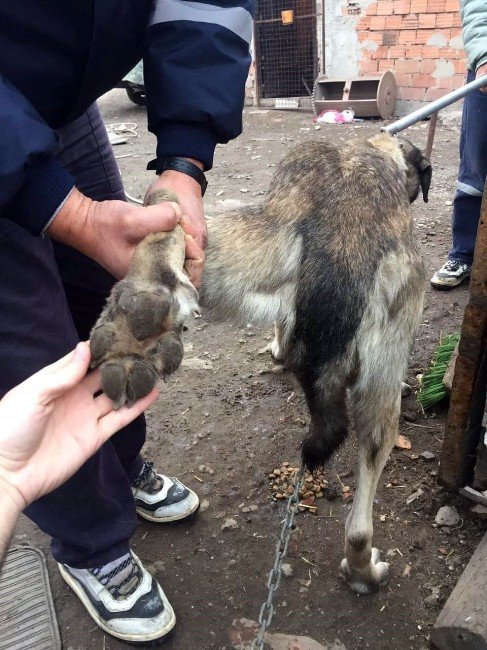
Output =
[
  {"x1": 131, "y1": 461, "x2": 199, "y2": 522},
  {"x1": 58, "y1": 551, "x2": 175, "y2": 643},
  {"x1": 430, "y1": 260, "x2": 471, "y2": 289}
]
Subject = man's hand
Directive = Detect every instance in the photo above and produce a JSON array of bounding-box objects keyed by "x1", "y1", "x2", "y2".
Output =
[
  {"x1": 476, "y1": 62, "x2": 487, "y2": 93},
  {"x1": 47, "y1": 188, "x2": 181, "y2": 279},
  {"x1": 145, "y1": 162, "x2": 206, "y2": 287},
  {"x1": 0, "y1": 342, "x2": 158, "y2": 512}
]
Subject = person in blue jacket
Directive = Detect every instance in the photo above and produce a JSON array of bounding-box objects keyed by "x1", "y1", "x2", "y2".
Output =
[
  {"x1": 0, "y1": 1, "x2": 253, "y2": 642},
  {"x1": 431, "y1": 0, "x2": 487, "y2": 289}
]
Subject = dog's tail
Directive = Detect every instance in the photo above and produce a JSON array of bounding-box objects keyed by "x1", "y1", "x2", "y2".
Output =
[{"x1": 299, "y1": 366, "x2": 350, "y2": 472}]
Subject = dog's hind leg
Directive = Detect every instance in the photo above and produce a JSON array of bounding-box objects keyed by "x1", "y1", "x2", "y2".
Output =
[
  {"x1": 339, "y1": 384, "x2": 399, "y2": 594},
  {"x1": 299, "y1": 365, "x2": 350, "y2": 472}
]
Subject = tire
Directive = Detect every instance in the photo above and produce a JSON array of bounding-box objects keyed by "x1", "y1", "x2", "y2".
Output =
[{"x1": 126, "y1": 86, "x2": 146, "y2": 106}]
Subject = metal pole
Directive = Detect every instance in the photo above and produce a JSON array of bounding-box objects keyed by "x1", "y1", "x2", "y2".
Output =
[
  {"x1": 425, "y1": 111, "x2": 438, "y2": 160},
  {"x1": 384, "y1": 74, "x2": 487, "y2": 135}
]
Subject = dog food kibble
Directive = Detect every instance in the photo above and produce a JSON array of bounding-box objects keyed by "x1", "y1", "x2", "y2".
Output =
[{"x1": 267, "y1": 463, "x2": 344, "y2": 513}]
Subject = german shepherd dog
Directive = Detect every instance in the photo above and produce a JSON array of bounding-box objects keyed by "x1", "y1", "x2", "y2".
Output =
[{"x1": 90, "y1": 131, "x2": 431, "y2": 595}]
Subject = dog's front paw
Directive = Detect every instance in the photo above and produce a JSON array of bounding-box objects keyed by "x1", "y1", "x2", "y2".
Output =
[
  {"x1": 90, "y1": 274, "x2": 197, "y2": 407},
  {"x1": 97, "y1": 331, "x2": 184, "y2": 408},
  {"x1": 339, "y1": 548, "x2": 390, "y2": 595}
]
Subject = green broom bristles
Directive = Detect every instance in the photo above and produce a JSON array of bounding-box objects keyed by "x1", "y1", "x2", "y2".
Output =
[{"x1": 417, "y1": 333, "x2": 460, "y2": 409}]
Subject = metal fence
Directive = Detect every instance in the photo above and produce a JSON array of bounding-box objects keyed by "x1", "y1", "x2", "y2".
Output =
[{"x1": 254, "y1": 0, "x2": 322, "y2": 103}]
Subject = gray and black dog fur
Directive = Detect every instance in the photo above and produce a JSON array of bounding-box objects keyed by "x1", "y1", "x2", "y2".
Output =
[{"x1": 91, "y1": 131, "x2": 430, "y2": 595}]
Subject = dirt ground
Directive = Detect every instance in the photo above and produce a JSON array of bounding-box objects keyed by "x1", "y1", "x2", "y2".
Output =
[{"x1": 13, "y1": 91, "x2": 486, "y2": 649}]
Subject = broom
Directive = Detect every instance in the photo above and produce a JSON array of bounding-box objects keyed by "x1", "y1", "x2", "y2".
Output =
[{"x1": 417, "y1": 333, "x2": 460, "y2": 409}]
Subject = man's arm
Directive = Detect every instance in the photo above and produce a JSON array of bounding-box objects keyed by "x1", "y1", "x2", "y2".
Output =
[
  {"x1": 0, "y1": 75, "x2": 184, "y2": 279},
  {"x1": 143, "y1": 0, "x2": 254, "y2": 267},
  {"x1": 461, "y1": 0, "x2": 487, "y2": 80},
  {"x1": 0, "y1": 74, "x2": 75, "y2": 235},
  {"x1": 144, "y1": 0, "x2": 254, "y2": 172}
]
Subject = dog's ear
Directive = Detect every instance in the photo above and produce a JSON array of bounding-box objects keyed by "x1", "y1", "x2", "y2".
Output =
[{"x1": 418, "y1": 157, "x2": 432, "y2": 203}]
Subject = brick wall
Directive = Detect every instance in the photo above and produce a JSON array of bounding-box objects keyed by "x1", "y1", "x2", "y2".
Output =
[{"x1": 356, "y1": 0, "x2": 467, "y2": 104}]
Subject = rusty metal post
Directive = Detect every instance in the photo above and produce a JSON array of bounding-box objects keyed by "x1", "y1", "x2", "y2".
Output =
[
  {"x1": 425, "y1": 111, "x2": 438, "y2": 160},
  {"x1": 439, "y1": 186, "x2": 487, "y2": 489}
]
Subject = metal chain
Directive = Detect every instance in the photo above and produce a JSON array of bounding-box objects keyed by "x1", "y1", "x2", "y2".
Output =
[{"x1": 251, "y1": 465, "x2": 305, "y2": 649}]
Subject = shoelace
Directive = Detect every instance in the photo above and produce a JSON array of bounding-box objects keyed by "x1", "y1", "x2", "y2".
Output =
[
  {"x1": 444, "y1": 260, "x2": 465, "y2": 272},
  {"x1": 131, "y1": 461, "x2": 163, "y2": 494},
  {"x1": 91, "y1": 555, "x2": 143, "y2": 600}
]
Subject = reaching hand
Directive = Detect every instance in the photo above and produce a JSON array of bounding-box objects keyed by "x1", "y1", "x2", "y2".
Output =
[
  {"x1": 145, "y1": 167, "x2": 206, "y2": 287},
  {"x1": 47, "y1": 188, "x2": 182, "y2": 279},
  {"x1": 0, "y1": 342, "x2": 158, "y2": 512}
]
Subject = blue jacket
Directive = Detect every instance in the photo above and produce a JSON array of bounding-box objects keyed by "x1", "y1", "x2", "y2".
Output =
[{"x1": 0, "y1": 0, "x2": 254, "y2": 236}]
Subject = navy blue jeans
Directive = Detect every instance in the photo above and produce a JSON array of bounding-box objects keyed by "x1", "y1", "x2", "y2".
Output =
[
  {"x1": 0, "y1": 104, "x2": 145, "y2": 568},
  {"x1": 449, "y1": 70, "x2": 487, "y2": 265}
]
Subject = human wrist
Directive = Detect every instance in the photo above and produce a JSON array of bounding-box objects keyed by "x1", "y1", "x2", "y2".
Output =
[
  {"x1": 158, "y1": 169, "x2": 203, "y2": 198},
  {"x1": 0, "y1": 482, "x2": 22, "y2": 561},
  {"x1": 46, "y1": 187, "x2": 95, "y2": 253},
  {"x1": 0, "y1": 473, "x2": 24, "y2": 515}
]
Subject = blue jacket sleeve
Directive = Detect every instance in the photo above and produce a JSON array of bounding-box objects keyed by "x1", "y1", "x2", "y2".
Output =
[
  {"x1": 0, "y1": 75, "x2": 75, "y2": 235},
  {"x1": 144, "y1": 0, "x2": 255, "y2": 171}
]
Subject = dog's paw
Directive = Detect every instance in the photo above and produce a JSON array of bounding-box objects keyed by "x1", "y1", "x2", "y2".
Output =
[
  {"x1": 270, "y1": 335, "x2": 285, "y2": 361},
  {"x1": 90, "y1": 274, "x2": 197, "y2": 407},
  {"x1": 339, "y1": 548, "x2": 390, "y2": 595},
  {"x1": 97, "y1": 331, "x2": 184, "y2": 408}
]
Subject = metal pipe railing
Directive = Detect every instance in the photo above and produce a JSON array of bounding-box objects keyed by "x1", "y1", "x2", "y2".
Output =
[{"x1": 384, "y1": 74, "x2": 487, "y2": 135}]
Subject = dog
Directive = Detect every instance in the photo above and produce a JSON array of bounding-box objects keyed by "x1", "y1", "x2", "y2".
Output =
[{"x1": 90, "y1": 131, "x2": 430, "y2": 594}]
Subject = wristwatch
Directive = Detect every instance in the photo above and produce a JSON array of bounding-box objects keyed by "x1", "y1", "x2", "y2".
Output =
[{"x1": 147, "y1": 156, "x2": 208, "y2": 196}]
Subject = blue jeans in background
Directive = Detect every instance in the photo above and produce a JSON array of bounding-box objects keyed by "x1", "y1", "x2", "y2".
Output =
[{"x1": 449, "y1": 70, "x2": 487, "y2": 265}]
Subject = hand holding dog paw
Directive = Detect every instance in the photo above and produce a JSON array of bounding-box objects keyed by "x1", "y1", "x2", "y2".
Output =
[
  {"x1": 145, "y1": 169, "x2": 206, "y2": 287},
  {"x1": 48, "y1": 188, "x2": 182, "y2": 279}
]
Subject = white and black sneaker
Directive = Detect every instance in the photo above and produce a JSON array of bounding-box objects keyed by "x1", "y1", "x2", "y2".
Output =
[
  {"x1": 430, "y1": 260, "x2": 471, "y2": 289},
  {"x1": 59, "y1": 551, "x2": 175, "y2": 643},
  {"x1": 131, "y1": 461, "x2": 199, "y2": 522}
]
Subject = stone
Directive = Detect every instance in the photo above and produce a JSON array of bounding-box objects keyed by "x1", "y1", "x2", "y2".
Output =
[
  {"x1": 181, "y1": 357, "x2": 213, "y2": 370},
  {"x1": 471, "y1": 504, "x2": 487, "y2": 519},
  {"x1": 435, "y1": 505, "x2": 461, "y2": 527},
  {"x1": 221, "y1": 517, "x2": 239, "y2": 531},
  {"x1": 420, "y1": 451, "x2": 436, "y2": 461},
  {"x1": 281, "y1": 563, "x2": 293, "y2": 577},
  {"x1": 200, "y1": 499, "x2": 210, "y2": 512},
  {"x1": 227, "y1": 618, "x2": 346, "y2": 649},
  {"x1": 424, "y1": 586, "x2": 440, "y2": 608}
]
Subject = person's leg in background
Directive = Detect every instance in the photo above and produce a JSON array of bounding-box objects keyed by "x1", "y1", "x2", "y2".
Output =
[{"x1": 431, "y1": 70, "x2": 487, "y2": 289}]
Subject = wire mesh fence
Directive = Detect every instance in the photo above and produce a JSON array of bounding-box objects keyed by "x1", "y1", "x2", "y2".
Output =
[{"x1": 254, "y1": 0, "x2": 321, "y2": 103}]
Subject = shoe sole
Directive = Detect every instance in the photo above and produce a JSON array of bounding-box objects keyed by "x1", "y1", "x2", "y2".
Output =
[
  {"x1": 136, "y1": 498, "x2": 200, "y2": 523},
  {"x1": 430, "y1": 276, "x2": 470, "y2": 290},
  {"x1": 58, "y1": 564, "x2": 176, "y2": 644}
]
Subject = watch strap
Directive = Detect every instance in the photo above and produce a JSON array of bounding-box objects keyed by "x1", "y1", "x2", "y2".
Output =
[{"x1": 147, "y1": 156, "x2": 208, "y2": 196}]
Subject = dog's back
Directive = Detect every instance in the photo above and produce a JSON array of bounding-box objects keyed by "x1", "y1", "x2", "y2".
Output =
[{"x1": 201, "y1": 133, "x2": 429, "y2": 593}]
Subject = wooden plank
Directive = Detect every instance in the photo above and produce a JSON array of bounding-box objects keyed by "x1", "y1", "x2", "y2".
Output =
[
  {"x1": 430, "y1": 532, "x2": 487, "y2": 650},
  {"x1": 439, "y1": 188, "x2": 487, "y2": 489}
]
